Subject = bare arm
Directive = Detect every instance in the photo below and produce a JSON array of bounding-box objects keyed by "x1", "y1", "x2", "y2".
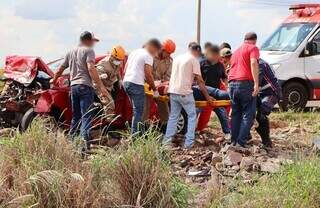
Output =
[
  {"x1": 251, "y1": 58, "x2": 259, "y2": 96},
  {"x1": 144, "y1": 64, "x2": 157, "y2": 91},
  {"x1": 51, "y1": 66, "x2": 66, "y2": 84},
  {"x1": 87, "y1": 62, "x2": 108, "y2": 95},
  {"x1": 195, "y1": 74, "x2": 214, "y2": 101}
]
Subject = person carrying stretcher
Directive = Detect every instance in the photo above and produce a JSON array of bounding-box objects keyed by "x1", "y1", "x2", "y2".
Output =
[{"x1": 95, "y1": 46, "x2": 126, "y2": 116}]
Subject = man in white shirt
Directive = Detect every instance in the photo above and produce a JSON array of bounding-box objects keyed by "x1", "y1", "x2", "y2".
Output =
[
  {"x1": 123, "y1": 39, "x2": 161, "y2": 135},
  {"x1": 163, "y1": 44, "x2": 214, "y2": 149}
]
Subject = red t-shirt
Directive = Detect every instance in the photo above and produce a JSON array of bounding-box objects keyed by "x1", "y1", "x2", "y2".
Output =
[{"x1": 228, "y1": 42, "x2": 260, "y2": 81}]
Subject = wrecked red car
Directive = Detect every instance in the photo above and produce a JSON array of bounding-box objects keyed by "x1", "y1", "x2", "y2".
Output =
[
  {"x1": 0, "y1": 56, "x2": 57, "y2": 129},
  {"x1": 0, "y1": 55, "x2": 229, "y2": 136}
]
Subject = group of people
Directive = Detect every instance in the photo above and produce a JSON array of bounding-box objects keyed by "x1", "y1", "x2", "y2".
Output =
[{"x1": 51, "y1": 30, "x2": 281, "y2": 151}]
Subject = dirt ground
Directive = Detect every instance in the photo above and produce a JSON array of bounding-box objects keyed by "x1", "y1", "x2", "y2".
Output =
[{"x1": 168, "y1": 113, "x2": 316, "y2": 206}]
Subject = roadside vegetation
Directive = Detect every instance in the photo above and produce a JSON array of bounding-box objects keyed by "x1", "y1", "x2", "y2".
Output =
[
  {"x1": 0, "y1": 111, "x2": 319, "y2": 207},
  {"x1": 207, "y1": 156, "x2": 320, "y2": 208},
  {"x1": 0, "y1": 119, "x2": 192, "y2": 208},
  {"x1": 0, "y1": 69, "x2": 3, "y2": 90},
  {"x1": 205, "y1": 110, "x2": 320, "y2": 208}
]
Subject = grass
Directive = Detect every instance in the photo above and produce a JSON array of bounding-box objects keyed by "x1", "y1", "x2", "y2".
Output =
[
  {"x1": 208, "y1": 156, "x2": 320, "y2": 208},
  {"x1": 0, "y1": 68, "x2": 3, "y2": 90},
  {"x1": 0, "y1": 119, "x2": 192, "y2": 208}
]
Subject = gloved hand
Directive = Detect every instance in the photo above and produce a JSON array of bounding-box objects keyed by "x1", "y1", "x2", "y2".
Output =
[{"x1": 153, "y1": 90, "x2": 160, "y2": 98}]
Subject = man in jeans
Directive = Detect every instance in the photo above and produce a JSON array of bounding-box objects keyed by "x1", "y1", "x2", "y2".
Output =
[
  {"x1": 52, "y1": 31, "x2": 108, "y2": 147},
  {"x1": 193, "y1": 44, "x2": 231, "y2": 138},
  {"x1": 228, "y1": 32, "x2": 260, "y2": 147},
  {"x1": 163, "y1": 45, "x2": 214, "y2": 149},
  {"x1": 123, "y1": 39, "x2": 161, "y2": 136}
]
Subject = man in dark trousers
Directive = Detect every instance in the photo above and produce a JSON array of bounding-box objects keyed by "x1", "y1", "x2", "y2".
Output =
[
  {"x1": 52, "y1": 31, "x2": 108, "y2": 149},
  {"x1": 255, "y1": 59, "x2": 281, "y2": 147},
  {"x1": 228, "y1": 32, "x2": 260, "y2": 147},
  {"x1": 197, "y1": 44, "x2": 231, "y2": 138}
]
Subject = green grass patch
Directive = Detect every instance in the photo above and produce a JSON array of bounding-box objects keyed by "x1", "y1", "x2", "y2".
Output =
[{"x1": 209, "y1": 156, "x2": 320, "y2": 208}]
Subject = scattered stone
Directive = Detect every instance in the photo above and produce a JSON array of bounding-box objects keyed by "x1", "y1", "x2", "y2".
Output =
[
  {"x1": 215, "y1": 162, "x2": 224, "y2": 172},
  {"x1": 202, "y1": 151, "x2": 213, "y2": 163},
  {"x1": 224, "y1": 150, "x2": 242, "y2": 166},
  {"x1": 180, "y1": 158, "x2": 191, "y2": 168},
  {"x1": 313, "y1": 137, "x2": 320, "y2": 151},
  {"x1": 211, "y1": 153, "x2": 222, "y2": 166},
  {"x1": 260, "y1": 160, "x2": 280, "y2": 174},
  {"x1": 231, "y1": 165, "x2": 240, "y2": 171},
  {"x1": 240, "y1": 157, "x2": 254, "y2": 171},
  {"x1": 188, "y1": 169, "x2": 210, "y2": 177}
]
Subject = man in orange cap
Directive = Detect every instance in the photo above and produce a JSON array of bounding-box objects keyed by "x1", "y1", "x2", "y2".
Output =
[
  {"x1": 95, "y1": 45, "x2": 126, "y2": 116},
  {"x1": 143, "y1": 39, "x2": 176, "y2": 122}
]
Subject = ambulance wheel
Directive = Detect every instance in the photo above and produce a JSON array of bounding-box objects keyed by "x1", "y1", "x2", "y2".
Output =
[
  {"x1": 280, "y1": 82, "x2": 308, "y2": 111},
  {"x1": 20, "y1": 108, "x2": 37, "y2": 132}
]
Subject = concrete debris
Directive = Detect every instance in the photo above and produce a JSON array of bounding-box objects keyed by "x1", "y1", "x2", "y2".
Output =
[
  {"x1": 260, "y1": 160, "x2": 281, "y2": 174},
  {"x1": 224, "y1": 150, "x2": 242, "y2": 166}
]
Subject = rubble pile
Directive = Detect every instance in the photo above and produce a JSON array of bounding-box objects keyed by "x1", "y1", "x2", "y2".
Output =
[{"x1": 170, "y1": 122, "x2": 311, "y2": 188}]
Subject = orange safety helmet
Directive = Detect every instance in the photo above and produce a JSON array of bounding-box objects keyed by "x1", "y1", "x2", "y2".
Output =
[
  {"x1": 111, "y1": 45, "x2": 126, "y2": 60},
  {"x1": 162, "y1": 39, "x2": 176, "y2": 54}
]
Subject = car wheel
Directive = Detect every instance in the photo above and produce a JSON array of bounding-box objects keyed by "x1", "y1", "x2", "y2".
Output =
[
  {"x1": 280, "y1": 82, "x2": 308, "y2": 111},
  {"x1": 161, "y1": 109, "x2": 188, "y2": 135},
  {"x1": 176, "y1": 110, "x2": 188, "y2": 135},
  {"x1": 20, "y1": 108, "x2": 37, "y2": 131}
]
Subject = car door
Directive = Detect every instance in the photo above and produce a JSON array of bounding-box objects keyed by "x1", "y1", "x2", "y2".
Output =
[{"x1": 304, "y1": 29, "x2": 320, "y2": 99}]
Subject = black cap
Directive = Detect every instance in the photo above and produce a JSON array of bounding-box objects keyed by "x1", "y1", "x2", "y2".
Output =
[{"x1": 80, "y1": 31, "x2": 99, "y2": 42}]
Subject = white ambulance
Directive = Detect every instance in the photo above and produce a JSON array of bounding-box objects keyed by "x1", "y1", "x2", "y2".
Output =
[{"x1": 261, "y1": 4, "x2": 320, "y2": 110}]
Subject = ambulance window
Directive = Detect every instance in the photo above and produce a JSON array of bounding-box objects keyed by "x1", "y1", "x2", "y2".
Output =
[{"x1": 311, "y1": 32, "x2": 320, "y2": 55}]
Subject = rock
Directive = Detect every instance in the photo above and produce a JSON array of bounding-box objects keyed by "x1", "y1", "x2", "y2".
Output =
[
  {"x1": 0, "y1": 128, "x2": 15, "y2": 138},
  {"x1": 180, "y1": 158, "x2": 191, "y2": 168},
  {"x1": 220, "y1": 144, "x2": 231, "y2": 153},
  {"x1": 211, "y1": 153, "x2": 222, "y2": 166},
  {"x1": 260, "y1": 161, "x2": 280, "y2": 174},
  {"x1": 224, "y1": 150, "x2": 242, "y2": 166},
  {"x1": 240, "y1": 157, "x2": 254, "y2": 171},
  {"x1": 215, "y1": 162, "x2": 224, "y2": 172},
  {"x1": 231, "y1": 165, "x2": 240, "y2": 171},
  {"x1": 202, "y1": 151, "x2": 213, "y2": 163},
  {"x1": 188, "y1": 168, "x2": 210, "y2": 177},
  {"x1": 313, "y1": 137, "x2": 320, "y2": 150}
]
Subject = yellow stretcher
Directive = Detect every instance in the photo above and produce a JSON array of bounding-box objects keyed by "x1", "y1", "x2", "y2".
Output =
[{"x1": 144, "y1": 84, "x2": 230, "y2": 108}]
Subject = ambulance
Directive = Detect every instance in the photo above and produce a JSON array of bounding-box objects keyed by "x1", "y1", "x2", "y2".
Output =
[{"x1": 261, "y1": 4, "x2": 320, "y2": 110}]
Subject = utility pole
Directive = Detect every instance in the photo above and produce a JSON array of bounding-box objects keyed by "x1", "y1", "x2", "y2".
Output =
[{"x1": 196, "y1": 0, "x2": 201, "y2": 44}]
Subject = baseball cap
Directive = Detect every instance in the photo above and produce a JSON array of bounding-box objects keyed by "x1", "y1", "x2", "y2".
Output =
[
  {"x1": 220, "y1": 48, "x2": 232, "y2": 58},
  {"x1": 80, "y1": 31, "x2": 99, "y2": 42}
]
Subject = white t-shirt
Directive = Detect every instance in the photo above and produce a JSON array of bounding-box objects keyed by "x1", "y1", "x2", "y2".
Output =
[
  {"x1": 123, "y1": 48, "x2": 153, "y2": 85},
  {"x1": 169, "y1": 52, "x2": 201, "y2": 95}
]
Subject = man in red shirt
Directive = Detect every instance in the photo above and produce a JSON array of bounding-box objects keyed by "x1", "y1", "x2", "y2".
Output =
[{"x1": 228, "y1": 32, "x2": 260, "y2": 147}]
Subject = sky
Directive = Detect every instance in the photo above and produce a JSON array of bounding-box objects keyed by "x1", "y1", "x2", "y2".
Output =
[{"x1": 0, "y1": 0, "x2": 316, "y2": 66}]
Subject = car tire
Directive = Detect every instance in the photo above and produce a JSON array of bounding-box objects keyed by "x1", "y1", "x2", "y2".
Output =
[
  {"x1": 161, "y1": 109, "x2": 188, "y2": 135},
  {"x1": 20, "y1": 108, "x2": 37, "y2": 131},
  {"x1": 177, "y1": 110, "x2": 188, "y2": 135},
  {"x1": 280, "y1": 82, "x2": 308, "y2": 111}
]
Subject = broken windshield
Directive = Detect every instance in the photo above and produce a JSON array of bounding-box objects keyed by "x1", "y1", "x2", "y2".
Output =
[{"x1": 261, "y1": 23, "x2": 316, "y2": 52}]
